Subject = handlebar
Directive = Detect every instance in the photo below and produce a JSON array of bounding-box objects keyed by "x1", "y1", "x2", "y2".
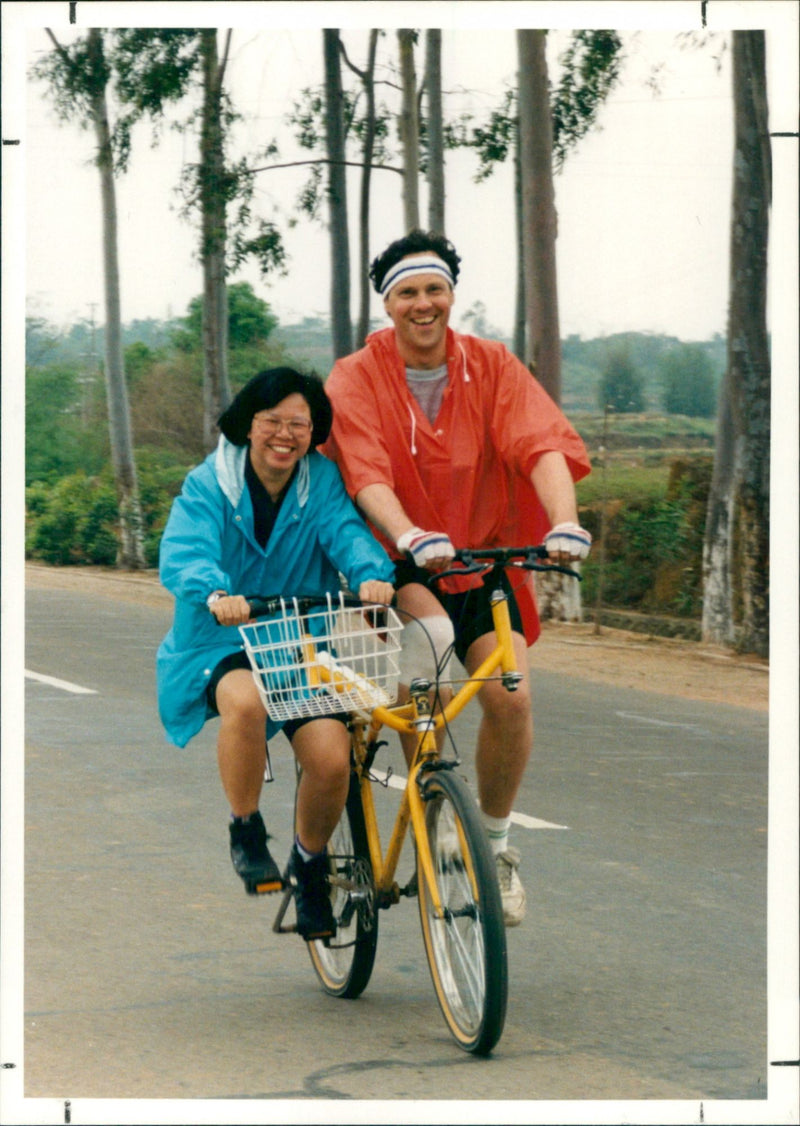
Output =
[
  {"x1": 220, "y1": 545, "x2": 580, "y2": 621},
  {"x1": 244, "y1": 592, "x2": 370, "y2": 619},
  {"x1": 429, "y1": 546, "x2": 582, "y2": 584}
]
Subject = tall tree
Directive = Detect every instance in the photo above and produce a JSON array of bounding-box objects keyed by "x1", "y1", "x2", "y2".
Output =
[
  {"x1": 37, "y1": 28, "x2": 146, "y2": 568},
  {"x1": 424, "y1": 29, "x2": 445, "y2": 232},
  {"x1": 453, "y1": 31, "x2": 622, "y2": 365},
  {"x1": 517, "y1": 30, "x2": 561, "y2": 400},
  {"x1": 340, "y1": 30, "x2": 381, "y2": 347},
  {"x1": 323, "y1": 29, "x2": 353, "y2": 358},
  {"x1": 702, "y1": 31, "x2": 770, "y2": 656},
  {"x1": 199, "y1": 30, "x2": 233, "y2": 449},
  {"x1": 397, "y1": 29, "x2": 421, "y2": 231},
  {"x1": 112, "y1": 28, "x2": 285, "y2": 450}
]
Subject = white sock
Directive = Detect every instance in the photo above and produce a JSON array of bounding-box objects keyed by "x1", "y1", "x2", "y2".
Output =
[{"x1": 481, "y1": 812, "x2": 510, "y2": 856}]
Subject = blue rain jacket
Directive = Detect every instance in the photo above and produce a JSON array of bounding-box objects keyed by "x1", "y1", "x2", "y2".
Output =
[{"x1": 156, "y1": 438, "x2": 394, "y2": 748}]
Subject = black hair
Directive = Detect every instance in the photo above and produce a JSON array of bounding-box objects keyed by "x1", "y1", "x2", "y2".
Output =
[
  {"x1": 369, "y1": 229, "x2": 461, "y2": 294},
  {"x1": 218, "y1": 367, "x2": 333, "y2": 447}
]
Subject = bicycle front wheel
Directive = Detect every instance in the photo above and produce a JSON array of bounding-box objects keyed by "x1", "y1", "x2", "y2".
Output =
[
  {"x1": 305, "y1": 771, "x2": 379, "y2": 999},
  {"x1": 416, "y1": 768, "x2": 508, "y2": 1055}
]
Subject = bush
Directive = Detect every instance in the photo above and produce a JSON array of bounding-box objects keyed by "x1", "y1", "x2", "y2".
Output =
[
  {"x1": 580, "y1": 456, "x2": 712, "y2": 618},
  {"x1": 26, "y1": 472, "x2": 119, "y2": 565},
  {"x1": 659, "y1": 346, "x2": 718, "y2": 418},
  {"x1": 25, "y1": 452, "x2": 195, "y2": 568},
  {"x1": 598, "y1": 349, "x2": 645, "y2": 413}
]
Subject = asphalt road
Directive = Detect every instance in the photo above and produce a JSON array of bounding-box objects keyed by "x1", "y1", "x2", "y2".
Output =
[{"x1": 12, "y1": 583, "x2": 775, "y2": 1118}]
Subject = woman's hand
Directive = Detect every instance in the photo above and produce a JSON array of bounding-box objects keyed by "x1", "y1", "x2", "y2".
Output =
[
  {"x1": 208, "y1": 594, "x2": 252, "y2": 626},
  {"x1": 357, "y1": 580, "x2": 395, "y2": 605}
]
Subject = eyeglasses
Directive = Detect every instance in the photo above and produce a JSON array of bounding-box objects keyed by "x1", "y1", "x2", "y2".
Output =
[{"x1": 251, "y1": 413, "x2": 313, "y2": 435}]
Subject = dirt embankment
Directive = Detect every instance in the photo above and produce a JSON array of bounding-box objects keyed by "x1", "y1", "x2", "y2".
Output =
[{"x1": 25, "y1": 563, "x2": 768, "y2": 712}]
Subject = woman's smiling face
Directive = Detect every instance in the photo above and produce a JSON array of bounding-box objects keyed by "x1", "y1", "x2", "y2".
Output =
[{"x1": 247, "y1": 392, "x2": 313, "y2": 493}]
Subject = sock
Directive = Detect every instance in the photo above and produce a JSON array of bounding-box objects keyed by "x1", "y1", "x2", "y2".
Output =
[
  {"x1": 481, "y1": 812, "x2": 511, "y2": 856},
  {"x1": 230, "y1": 811, "x2": 259, "y2": 826},
  {"x1": 295, "y1": 835, "x2": 326, "y2": 863}
]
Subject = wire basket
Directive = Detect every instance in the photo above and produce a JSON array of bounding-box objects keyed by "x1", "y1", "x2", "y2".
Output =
[{"x1": 238, "y1": 594, "x2": 403, "y2": 722}]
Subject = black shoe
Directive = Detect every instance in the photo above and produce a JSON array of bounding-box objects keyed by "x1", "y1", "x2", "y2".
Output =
[
  {"x1": 229, "y1": 812, "x2": 283, "y2": 895},
  {"x1": 288, "y1": 843, "x2": 336, "y2": 942}
]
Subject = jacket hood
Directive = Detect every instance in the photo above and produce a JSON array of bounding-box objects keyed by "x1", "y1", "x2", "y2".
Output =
[{"x1": 214, "y1": 435, "x2": 310, "y2": 509}]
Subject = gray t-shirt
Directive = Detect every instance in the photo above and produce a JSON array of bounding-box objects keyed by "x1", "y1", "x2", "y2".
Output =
[{"x1": 406, "y1": 364, "x2": 448, "y2": 424}]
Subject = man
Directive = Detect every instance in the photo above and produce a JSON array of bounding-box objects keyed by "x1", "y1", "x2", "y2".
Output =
[{"x1": 322, "y1": 230, "x2": 592, "y2": 926}]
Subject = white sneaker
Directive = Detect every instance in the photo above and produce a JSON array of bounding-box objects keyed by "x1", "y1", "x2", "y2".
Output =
[{"x1": 495, "y1": 847, "x2": 526, "y2": 927}]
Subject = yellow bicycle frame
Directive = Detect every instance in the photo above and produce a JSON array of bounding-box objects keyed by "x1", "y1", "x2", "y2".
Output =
[{"x1": 349, "y1": 589, "x2": 519, "y2": 920}]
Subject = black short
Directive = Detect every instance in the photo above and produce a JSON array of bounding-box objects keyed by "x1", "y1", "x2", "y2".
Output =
[
  {"x1": 206, "y1": 650, "x2": 349, "y2": 742},
  {"x1": 393, "y1": 558, "x2": 524, "y2": 666}
]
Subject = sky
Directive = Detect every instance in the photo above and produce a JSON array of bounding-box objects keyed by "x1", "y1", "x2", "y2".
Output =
[{"x1": 9, "y1": 1, "x2": 796, "y2": 345}]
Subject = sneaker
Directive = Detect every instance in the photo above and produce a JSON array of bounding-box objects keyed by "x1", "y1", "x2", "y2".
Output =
[
  {"x1": 229, "y1": 811, "x2": 283, "y2": 895},
  {"x1": 495, "y1": 847, "x2": 526, "y2": 927},
  {"x1": 288, "y1": 843, "x2": 336, "y2": 942}
]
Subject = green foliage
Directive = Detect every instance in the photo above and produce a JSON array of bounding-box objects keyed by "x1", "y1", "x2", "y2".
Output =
[
  {"x1": 580, "y1": 457, "x2": 712, "y2": 618},
  {"x1": 26, "y1": 472, "x2": 119, "y2": 565},
  {"x1": 551, "y1": 30, "x2": 624, "y2": 170},
  {"x1": 287, "y1": 76, "x2": 394, "y2": 220},
  {"x1": 448, "y1": 30, "x2": 623, "y2": 182},
  {"x1": 172, "y1": 282, "x2": 279, "y2": 350},
  {"x1": 598, "y1": 348, "x2": 646, "y2": 413},
  {"x1": 25, "y1": 453, "x2": 193, "y2": 569},
  {"x1": 658, "y1": 344, "x2": 719, "y2": 417},
  {"x1": 25, "y1": 363, "x2": 108, "y2": 485},
  {"x1": 30, "y1": 30, "x2": 110, "y2": 132}
]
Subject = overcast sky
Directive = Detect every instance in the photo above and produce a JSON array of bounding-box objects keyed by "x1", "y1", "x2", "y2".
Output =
[{"x1": 10, "y1": 1, "x2": 796, "y2": 345}]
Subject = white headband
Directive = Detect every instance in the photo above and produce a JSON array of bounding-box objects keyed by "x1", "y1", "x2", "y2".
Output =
[{"x1": 380, "y1": 254, "x2": 455, "y2": 298}]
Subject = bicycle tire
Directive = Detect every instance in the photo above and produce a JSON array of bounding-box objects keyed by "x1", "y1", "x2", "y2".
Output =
[
  {"x1": 304, "y1": 771, "x2": 379, "y2": 999},
  {"x1": 416, "y1": 769, "x2": 508, "y2": 1055}
]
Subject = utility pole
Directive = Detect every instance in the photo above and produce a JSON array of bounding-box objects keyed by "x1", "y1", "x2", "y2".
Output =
[{"x1": 79, "y1": 302, "x2": 100, "y2": 426}]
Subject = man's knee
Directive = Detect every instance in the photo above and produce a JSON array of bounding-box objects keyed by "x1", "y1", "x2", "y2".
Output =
[{"x1": 398, "y1": 615, "x2": 455, "y2": 683}]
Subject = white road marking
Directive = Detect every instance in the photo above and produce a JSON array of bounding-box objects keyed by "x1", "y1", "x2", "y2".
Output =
[
  {"x1": 615, "y1": 710, "x2": 703, "y2": 731},
  {"x1": 25, "y1": 670, "x2": 98, "y2": 695},
  {"x1": 370, "y1": 769, "x2": 568, "y2": 830}
]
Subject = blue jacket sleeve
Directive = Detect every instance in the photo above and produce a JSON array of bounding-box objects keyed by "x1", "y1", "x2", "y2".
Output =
[
  {"x1": 159, "y1": 465, "x2": 233, "y2": 604},
  {"x1": 314, "y1": 457, "x2": 394, "y2": 590}
]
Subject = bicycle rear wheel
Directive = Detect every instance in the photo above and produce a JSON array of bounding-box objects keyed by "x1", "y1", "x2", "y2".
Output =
[
  {"x1": 417, "y1": 768, "x2": 508, "y2": 1055},
  {"x1": 304, "y1": 771, "x2": 379, "y2": 999}
]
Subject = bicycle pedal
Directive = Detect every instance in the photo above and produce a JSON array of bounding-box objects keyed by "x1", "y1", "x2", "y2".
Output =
[{"x1": 245, "y1": 875, "x2": 285, "y2": 896}]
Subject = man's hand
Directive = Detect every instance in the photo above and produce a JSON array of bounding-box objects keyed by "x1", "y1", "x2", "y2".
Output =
[
  {"x1": 396, "y1": 527, "x2": 456, "y2": 571},
  {"x1": 357, "y1": 579, "x2": 395, "y2": 605},
  {"x1": 544, "y1": 522, "x2": 592, "y2": 564}
]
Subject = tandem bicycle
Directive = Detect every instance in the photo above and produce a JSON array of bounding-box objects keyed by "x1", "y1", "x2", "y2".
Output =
[{"x1": 236, "y1": 546, "x2": 579, "y2": 1056}]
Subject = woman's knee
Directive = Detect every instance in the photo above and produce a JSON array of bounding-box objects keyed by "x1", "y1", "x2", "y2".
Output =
[
  {"x1": 293, "y1": 720, "x2": 350, "y2": 784},
  {"x1": 217, "y1": 670, "x2": 266, "y2": 729}
]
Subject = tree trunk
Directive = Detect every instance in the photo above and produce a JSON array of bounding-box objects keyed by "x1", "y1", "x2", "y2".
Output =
[
  {"x1": 512, "y1": 114, "x2": 526, "y2": 361},
  {"x1": 518, "y1": 31, "x2": 581, "y2": 621},
  {"x1": 87, "y1": 29, "x2": 145, "y2": 570},
  {"x1": 517, "y1": 30, "x2": 561, "y2": 403},
  {"x1": 324, "y1": 29, "x2": 353, "y2": 359},
  {"x1": 355, "y1": 30, "x2": 379, "y2": 349},
  {"x1": 200, "y1": 30, "x2": 231, "y2": 451},
  {"x1": 702, "y1": 31, "x2": 770, "y2": 656},
  {"x1": 425, "y1": 29, "x2": 445, "y2": 233},
  {"x1": 398, "y1": 29, "x2": 420, "y2": 231}
]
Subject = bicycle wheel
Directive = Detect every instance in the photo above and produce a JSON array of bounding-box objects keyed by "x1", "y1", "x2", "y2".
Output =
[
  {"x1": 416, "y1": 768, "x2": 508, "y2": 1055},
  {"x1": 304, "y1": 771, "x2": 379, "y2": 999}
]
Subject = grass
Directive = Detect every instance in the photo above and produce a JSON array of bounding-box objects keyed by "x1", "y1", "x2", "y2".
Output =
[{"x1": 576, "y1": 462, "x2": 671, "y2": 505}]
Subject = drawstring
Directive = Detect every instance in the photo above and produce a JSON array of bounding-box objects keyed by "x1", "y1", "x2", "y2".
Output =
[
  {"x1": 459, "y1": 343, "x2": 471, "y2": 382},
  {"x1": 408, "y1": 402, "x2": 418, "y2": 455}
]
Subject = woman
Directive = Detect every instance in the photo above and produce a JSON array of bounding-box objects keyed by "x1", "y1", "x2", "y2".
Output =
[{"x1": 157, "y1": 368, "x2": 394, "y2": 940}]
